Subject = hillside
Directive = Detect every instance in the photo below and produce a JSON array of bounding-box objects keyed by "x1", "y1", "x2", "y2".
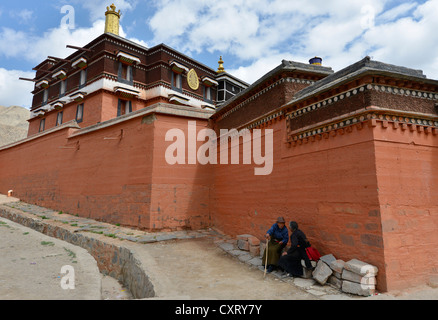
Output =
[{"x1": 0, "y1": 106, "x2": 30, "y2": 147}]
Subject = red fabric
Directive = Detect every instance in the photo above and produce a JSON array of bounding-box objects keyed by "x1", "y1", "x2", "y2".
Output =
[{"x1": 306, "y1": 246, "x2": 321, "y2": 261}]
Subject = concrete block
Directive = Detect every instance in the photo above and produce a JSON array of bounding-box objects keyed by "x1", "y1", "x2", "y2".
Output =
[
  {"x1": 249, "y1": 245, "x2": 260, "y2": 257},
  {"x1": 329, "y1": 259, "x2": 345, "y2": 273},
  {"x1": 247, "y1": 257, "x2": 262, "y2": 267},
  {"x1": 218, "y1": 242, "x2": 235, "y2": 252},
  {"x1": 302, "y1": 267, "x2": 313, "y2": 279},
  {"x1": 259, "y1": 242, "x2": 266, "y2": 258},
  {"x1": 342, "y1": 269, "x2": 376, "y2": 285},
  {"x1": 238, "y1": 253, "x2": 253, "y2": 262},
  {"x1": 312, "y1": 260, "x2": 333, "y2": 285},
  {"x1": 248, "y1": 236, "x2": 260, "y2": 246},
  {"x1": 342, "y1": 280, "x2": 375, "y2": 297},
  {"x1": 328, "y1": 275, "x2": 342, "y2": 289},
  {"x1": 237, "y1": 234, "x2": 253, "y2": 241},
  {"x1": 237, "y1": 239, "x2": 249, "y2": 251},
  {"x1": 301, "y1": 260, "x2": 317, "y2": 268},
  {"x1": 344, "y1": 259, "x2": 378, "y2": 276},
  {"x1": 320, "y1": 254, "x2": 336, "y2": 267}
]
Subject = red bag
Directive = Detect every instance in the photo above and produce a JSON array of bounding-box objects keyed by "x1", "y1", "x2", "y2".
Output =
[{"x1": 305, "y1": 246, "x2": 321, "y2": 261}]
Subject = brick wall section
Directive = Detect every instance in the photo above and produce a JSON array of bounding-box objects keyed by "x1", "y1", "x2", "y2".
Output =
[
  {"x1": 210, "y1": 118, "x2": 388, "y2": 290},
  {"x1": 373, "y1": 125, "x2": 438, "y2": 291},
  {"x1": 216, "y1": 80, "x2": 309, "y2": 130}
]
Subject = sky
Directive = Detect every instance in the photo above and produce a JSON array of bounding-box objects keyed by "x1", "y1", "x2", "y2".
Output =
[{"x1": 0, "y1": 0, "x2": 437, "y2": 108}]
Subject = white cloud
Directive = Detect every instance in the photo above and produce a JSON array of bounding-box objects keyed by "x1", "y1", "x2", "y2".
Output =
[
  {"x1": 0, "y1": 68, "x2": 34, "y2": 108},
  {"x1": 147, "y1": 0, "x2": 438, "y2": 83}
]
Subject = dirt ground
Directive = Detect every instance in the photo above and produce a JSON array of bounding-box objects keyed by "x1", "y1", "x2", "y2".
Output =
[{"x1": 128, "y1": 238, "x2": 318, "y2": 300}]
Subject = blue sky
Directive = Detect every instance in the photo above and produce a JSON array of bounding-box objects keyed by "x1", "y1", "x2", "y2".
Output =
[{"x1": 1, "y1": 0, "x2": 437, "y2": 108}]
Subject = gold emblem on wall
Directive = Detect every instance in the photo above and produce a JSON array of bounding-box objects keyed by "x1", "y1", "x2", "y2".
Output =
[{"x1": 187, "y1": 69, "x2": 199, "y2": 91}]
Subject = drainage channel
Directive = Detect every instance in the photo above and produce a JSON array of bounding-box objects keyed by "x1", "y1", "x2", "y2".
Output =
[{"x1": 0, "y1": 205, "x2": 155, "y2": 299}]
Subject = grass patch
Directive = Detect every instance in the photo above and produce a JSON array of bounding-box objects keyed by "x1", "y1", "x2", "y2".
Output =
[
  {"x1": 64, "y1": 247, "x2": 77, "y2": 259},
  {"x1": 40, "y1": 216, "x2": 49, "y2": 220},
  {"x1": 41, "y1": 241, "x2": 55, "y2": 246},
  {"x1": 105, "y1": 233, "x2": 117, "y2": 238},
  {"x1": 23, "y1": 232, "x2": 29, "y2": 235},
  {"x1": 58, "y1": 211, "x2": 63, "y2": 215},
  {"x1": 70, "y1": 223, "x2": 78, "y2": 227}
]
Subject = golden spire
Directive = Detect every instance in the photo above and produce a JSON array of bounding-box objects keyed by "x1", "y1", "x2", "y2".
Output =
[
  {"x1": 217, "y1": 56, "x2": 225, "y2": 73},
  {"x1": 105, "y1": 3, "x2": 121, "y2": 35}
]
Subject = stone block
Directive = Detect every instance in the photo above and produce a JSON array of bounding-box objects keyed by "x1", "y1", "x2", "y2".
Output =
[
  {"x1": 302, "y1": 268, "x2": 313, "y2": 279},
  {"x1": 312, "y1": 260, "x2": 333, "y2": 285},
  {"x1": 342, "y1": 269, "x2": 376, "y2": 285},
  {"x1": 237, "y1": 239, "x2": 249, "y2": 251},
  {"x1": 218, "y1": 242, "x2": 235, "y2": 252},
  {"x1": 342, "y1": 280, "x2": 375, "y2": 297},
  {"x1": 344, "y1": 259, "x2": 378, "y2": 276},
  {"x1": 248, "y1": 236, "x2": 260, "y2": 246},
  {"x1": 237, "y1": 234, "x2": 253, "y2": 241},
  {"x1": 332, "y1": 271, "x2": 342, "y2": 279},
  {"x1": 328, "y1": 275, "x2": 342, "y2": 289},
  {"x1": 238, "y1": 253, "x2": 252, "y2": 262},
  {"x1": 320, "y1": 254, "x2": 336, "y2": 267},
  {"x1": 249, "y1": 245, "x2": 260, "y2": 257},
  {"x1": 329, "y1": 259, "x2": 345, "y2": 273},
  {"x1": 301, "y1": 260, "x2": 317, "y2": 268},
  {"x1": 247, "y1": 257, "x2": 262, "y2": 267},
  {"x1": 259, "y1": 242, "x2": 266, "y2": 258}
]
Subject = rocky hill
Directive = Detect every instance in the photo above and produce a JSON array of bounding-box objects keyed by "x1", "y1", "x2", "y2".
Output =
[{"x1": 0, "y1": 106, "x2": 30, "y2": 147}]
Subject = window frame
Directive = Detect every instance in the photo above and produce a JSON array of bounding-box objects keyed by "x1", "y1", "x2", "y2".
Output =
[{"x1": 76, "y1": 104, "x2": 84, "y2": 123}]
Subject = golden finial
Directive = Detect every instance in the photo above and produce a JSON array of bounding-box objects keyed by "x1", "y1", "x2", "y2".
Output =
[
  {"x1": 217, "y1": 56, "x2": 225, "y2": 73},
  {"x1": 105, "y1": 3, "x2": 121, "y2": 35}
]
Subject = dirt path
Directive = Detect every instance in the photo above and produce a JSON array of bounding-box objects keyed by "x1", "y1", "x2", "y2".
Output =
[
  {"x1": 0, "y1": 217, "x2": 101, "y2": 300},
  {"x1": 128, "y1": 238, "x2": 318, "y2": 300}
]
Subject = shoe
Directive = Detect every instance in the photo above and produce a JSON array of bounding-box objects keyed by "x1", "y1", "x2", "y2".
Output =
[{"x1": 267, "y1": 265, "x2": 274, "y2": 273}]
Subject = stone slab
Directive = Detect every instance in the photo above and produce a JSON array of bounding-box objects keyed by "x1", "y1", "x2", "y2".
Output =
[
  {"x1": 320, "y1": 254, "x2": 336, "y2": 267},
  {"x1": 342, "y1": 280, "x2": 375, "y2": 297},
  {"x1": 249, "y1": 245, "x2": 260, "y2": 257},
  {"x1": 218, "y1": 242, "x2": 235, "y2": 252},
  {"x1": 344, "y1": 259, "x2": 378, "y2": 276},
  {"x1": 328, "y1": 275, "x2": 343, "y2": 289},
  {"x1": 312, "y1": 260, "x2": 333, "y2": 285},
  {"x1": 237, "y1": 239, "x2": 250, "y2": 251},
  {"x1": 329, "y1": 259, "x2": 346, "y2": 274},
  {"x1": 342, "y1": 269, "x2": 377, "y2": 285}
]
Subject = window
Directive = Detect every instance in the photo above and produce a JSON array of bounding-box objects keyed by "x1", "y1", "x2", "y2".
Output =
[
  {"x1": 118, "y1": 62, "x2": 133, "y2": 85},
  {"x1": 172, "y1": 72, "x2": 182, "y2": 92},
  {"x1": 79, "y1": 69, "x2": 87, "y2": 88},
  {"x1": 39, "y1": 118, "x2": 45, "y2": 132},
  {"x1": 76, "y1": 104, "x2": 84, "y2": 123},
  {"x1": 56, "y1": 111, "x2": 63, "y2": 126},
  {"x1": 117, "y1": 99, "x2": 132, "y2": 117},
  {"x1": 204, "y1": 86, "x2": 212, "y2": 102},
  {"x1": 42, "y1": 89, "x2": 49, "y2": 105},
  {"x1": 59, "y1": 80, "x2": 67, "y2": 97}
]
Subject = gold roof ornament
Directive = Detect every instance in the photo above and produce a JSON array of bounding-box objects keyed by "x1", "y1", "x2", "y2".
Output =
[
  {"x1": 217, "y1": 56, "x2": 225, "y2": 73},
  {"x1": 105, "y1": 3, "x2": 121, "y2": 35}
]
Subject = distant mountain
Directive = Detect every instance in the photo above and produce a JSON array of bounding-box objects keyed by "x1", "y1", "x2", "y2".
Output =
[{"x1": 0, "y1": 106, "x2": 30, "y2": 147}]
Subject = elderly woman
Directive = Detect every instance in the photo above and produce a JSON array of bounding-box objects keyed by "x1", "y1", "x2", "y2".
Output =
[
  {"x1": 262, "y1": 217, "x2": 289, "y2": 273},
  {"x1": 278, "y1": 221, "x2": 313, "y2": 277}
]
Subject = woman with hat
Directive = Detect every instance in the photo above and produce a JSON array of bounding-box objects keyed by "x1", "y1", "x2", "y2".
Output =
[{"x1": 262, "y1": 217, "x2": 289, "y2": 273}]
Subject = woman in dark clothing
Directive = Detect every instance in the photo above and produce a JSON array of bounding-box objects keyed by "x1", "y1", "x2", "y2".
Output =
[{"x1": 278, "y1": 221, "x2": 313, "y2": 277}]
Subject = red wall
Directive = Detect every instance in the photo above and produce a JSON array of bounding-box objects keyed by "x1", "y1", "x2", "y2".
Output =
[
  {"x1": 211, "y1": 118, "x2": 388, "y2": 290},
  {"x1": 1, "y1": 111, "x2": 211, "y2": 231},
  {"x1": 373, "y1": 123, "x2": 438, "y2": 291}
]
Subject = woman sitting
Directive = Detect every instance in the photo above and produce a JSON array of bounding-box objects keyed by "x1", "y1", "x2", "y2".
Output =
[
  {"x1": 278, "y1": 221, "x2": 313, "y2": 277},
  {"x1": 262, "y1": 217, "x2": 289, "y2": 273}
]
